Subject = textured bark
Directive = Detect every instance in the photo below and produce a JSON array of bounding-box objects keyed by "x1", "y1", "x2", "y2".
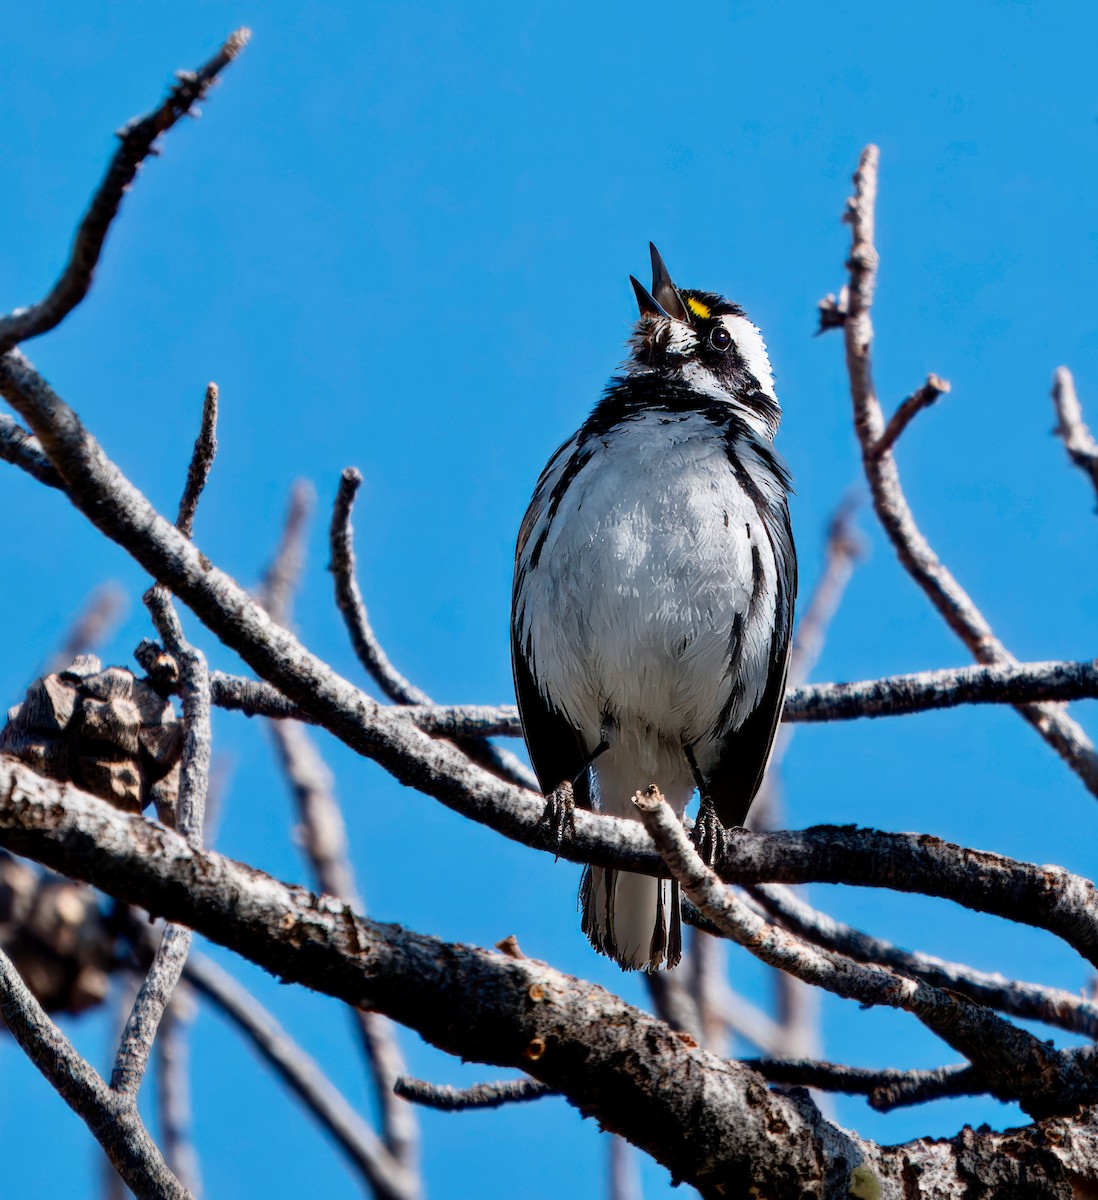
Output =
[{"x1": 2, "y1": 757, "x2": 1098, "y2": 1196}]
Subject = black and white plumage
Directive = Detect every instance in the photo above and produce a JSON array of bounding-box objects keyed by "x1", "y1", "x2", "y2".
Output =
[{"x1": 511, "y1": 246, "x2": 796, "y2": 971}]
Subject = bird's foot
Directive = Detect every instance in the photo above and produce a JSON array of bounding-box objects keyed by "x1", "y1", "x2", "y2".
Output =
[
  {"x1": 535, "y1": 780, "x2": 576, "y2": 859},
  {"x1": 692, "y1": 794, "x2": 723, "y2": 868}
]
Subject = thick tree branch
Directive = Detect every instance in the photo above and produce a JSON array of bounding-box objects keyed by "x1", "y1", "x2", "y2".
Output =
[
  {"x1": 837, "y1": 145, "x2": 1098, "y2": 796},
  {"x1": 2, "y1": 345, "x2": 1096, "y2": 960},
  {"x1": 0, "y1": 32, "x2": 249, "y2": 355},
  {"x1": 634, "y1": 788, "x2": 1098, "y2": 1118},
  {"x1": 5, "y1": 760, "x2": 1098, "y2": 1195}
]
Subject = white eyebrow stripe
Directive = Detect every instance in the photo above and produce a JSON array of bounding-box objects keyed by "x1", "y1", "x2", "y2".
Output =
[{"x1": 723, "y1": 315, "x2": 776, "y2": 402}]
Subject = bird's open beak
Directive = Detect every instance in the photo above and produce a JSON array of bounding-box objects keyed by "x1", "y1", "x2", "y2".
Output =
[
  {"x1": 648, "y1": 244, "x2": 689, "y2": 322},
  {"x1": 630, "y1": 275, "x2": 671, "y2": 319}
]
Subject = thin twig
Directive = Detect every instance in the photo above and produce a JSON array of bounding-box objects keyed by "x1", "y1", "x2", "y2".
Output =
[
  {"x1": 1052, "y1": 367, "x2": 1098, "y2": 509},
  {"x1": 392, "y1": 1075, "x2": 555, "y2": 1110},
  {"x1": 112, "y1": 385, "x2": 216, "y2": 1100},
  {"x1": 156, "y1": 995, "x2": 203, "y2": 1196},
  {"x1": 183, "y1": 954, "x2": 415, "y2": 1200},
  {"x1": 260, "y1": 480, "x2": 314, "y2": 625},
  {"x1": 785, "y1": 497, "x2": 865, "y2": 693},
  {"x1": 634, "y1": 786, "x2": 1097, "y2": 1118},
  {"x1": 176, "y1": 384, "x2": 219, "y2": 539},
  {"x1": 785, "y1": 658, "x2": 1098, "y2": 721},
  {"x1": 328, "y1": 466, "x2": 537, "y2": 790},
  {"x1": 0, "y1": 32, "x2": 250, "y2": 355},
  {"x1": 608, "y1": 1135, "x2": 643, "y2": 1200},
  {"x1": 745, "y1": 1057, "x2": 985, "y2": 1111},
  {"x1": 836, "y1": 144, "x2": 1098, "y2": 795},
  {"x1": 0, "y1": 946, "x2": 192, "y2": 1197},
  {"x1": 872, "y1": 374, "x2": 951, "y2": 460}
]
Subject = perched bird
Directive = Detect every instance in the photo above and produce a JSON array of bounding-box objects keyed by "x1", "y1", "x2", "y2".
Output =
[{"x1": 511, "y1": 246, "x2": 796, "y2": 971}]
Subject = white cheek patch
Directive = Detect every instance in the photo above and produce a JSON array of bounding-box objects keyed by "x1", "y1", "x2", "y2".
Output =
[{"x1": 723, "y1": 315, "x2": 776, "y2": 402}]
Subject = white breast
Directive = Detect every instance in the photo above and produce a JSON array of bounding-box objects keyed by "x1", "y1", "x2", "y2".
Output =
[{"x1": 514, "y1": 410, "x2": 779, "y2": 766}]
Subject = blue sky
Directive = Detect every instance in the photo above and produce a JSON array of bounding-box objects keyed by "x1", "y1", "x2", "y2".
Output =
[{"x1": 2, "y1": 2, "x2": 1097, "y2": 1196}]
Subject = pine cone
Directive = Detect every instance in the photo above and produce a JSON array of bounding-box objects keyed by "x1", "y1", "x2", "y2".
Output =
[{"x1": 0, "y1": 655, "x2": 182, "y2": 820}]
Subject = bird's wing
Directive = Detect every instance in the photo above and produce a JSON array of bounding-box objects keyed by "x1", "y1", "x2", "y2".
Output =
[
  {"x1": 705, "y1": 492, "x2": 796, "y2": 828},
  {"x1": 510, "y1": 629, "x2": 592, "y2": 808},
  {"x1": 510, "y1": 438, "x2": 593, "y2": 808}
]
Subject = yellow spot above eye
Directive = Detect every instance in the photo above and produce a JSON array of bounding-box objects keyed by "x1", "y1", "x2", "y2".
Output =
[{"x1": 686, "y1": 297, "x2": 711, "y2": 320}]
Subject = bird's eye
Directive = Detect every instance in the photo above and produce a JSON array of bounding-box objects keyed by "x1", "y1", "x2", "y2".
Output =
[{"x1": 709, "y1": 325, "x2": 732, "y2": 352}]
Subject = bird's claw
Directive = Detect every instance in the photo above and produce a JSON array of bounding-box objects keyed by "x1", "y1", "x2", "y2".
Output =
[
  {"x1": 692, "y1": 794, "x2": 722, "y2": 868},
  {"x1": 536, "y1": 780, "x2": 576, "y2": 859}
]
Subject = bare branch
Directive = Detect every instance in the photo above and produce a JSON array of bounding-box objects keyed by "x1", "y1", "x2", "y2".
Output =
[
  {"x1": 786, "y1": 498, "x2": 865, "y2": 692},
  {"x1": 260, "y1": 482, "x2": 420, "y2": 1181},
  {"x1": 4, "y1": 763, "x2": 1098, "y2": 1193},
  {"x1": 746, "y1": 1058, "x2": 985, "y2": 1111},
  {"x1": 261, "y1": 480, "x2": 314, "y2": 625},
  {"x1": 0, "y1": 413, "x2": 63, "y2": 488},
  {"x1": 634, "y1": 786, "x2": 1098, "y2": 1118},
  {"x1": 5, "y1": 355, "x2": 1098, "y2": 969},
  {"x1": 329, "y1": 468, "x2": 430, "y2": 706},
  {"x1": 111, "y1": 402, "x2": 215, "y2": 1098},
  {"x1": 201, "y1": 658, "x2": 1098, "y2": 732},
  {"x1": 785, "y1": 658, "x2": 1098, "y2": 722},
  {"x1": 872, "y1": 374, "x2": 951, "y2": 461},
  {"x1": 0, "y1": 32, "x2": 250, "y2": 355},
  {"x1": 837, "y1": 145, "x2": 1098, "y2": 796},
  {"x1": 1053, "y1": 367, "x2": 1098, "y2": 508},
  {"x1": 183, "y1": 954, "x2": 414, "y2": 1200},
  {"x1": 0, "y1": 945, "x2": 192, "y2": 1198},
  {"x1": 156, "y1": 995, "x2": 203, "y2": 1197},
  {"x1": 175, "y1": 384, "x2": 219, "y2": 540},
  {"x1": 750, "y1": 883, "x2": 1098, "y2": 1039},
  {"x1": 392, "y1": 1076, "x2": 554, "y2": 1111},
  {"x1": 328, "y1": 467, "x2": 537, "y2": 791}
]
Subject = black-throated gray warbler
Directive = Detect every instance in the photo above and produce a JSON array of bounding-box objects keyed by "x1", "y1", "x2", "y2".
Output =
[{"x1": 512, "y1": 246, "x2": 796, "y2": 971}]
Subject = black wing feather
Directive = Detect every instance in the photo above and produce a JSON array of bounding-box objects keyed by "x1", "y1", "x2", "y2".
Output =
[
  {"x1": 705, "y1": 487, "x2": 796, "y2": 829},
  {"x1": 510, "y1": 629, "x2": 592, "y2": 809}
]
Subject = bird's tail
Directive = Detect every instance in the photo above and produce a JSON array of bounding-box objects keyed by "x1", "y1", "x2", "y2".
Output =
[{"x1": 580, "y1": 865, "x2": 681, "y2": 972}]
